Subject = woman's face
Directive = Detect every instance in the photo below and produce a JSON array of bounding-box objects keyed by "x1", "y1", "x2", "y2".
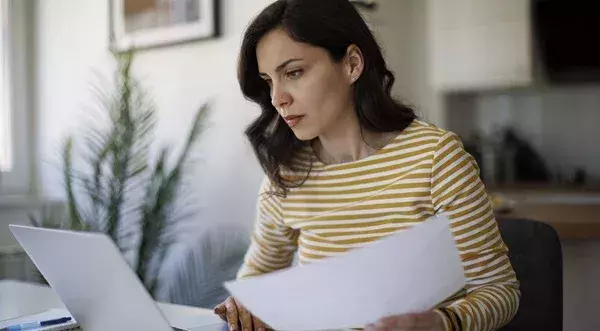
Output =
[{"x1": 256, "y1": 28, "x2": 359, "y2": 141}]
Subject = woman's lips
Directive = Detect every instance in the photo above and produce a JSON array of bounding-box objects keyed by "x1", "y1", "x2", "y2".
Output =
[{"x1": 284, "y1": 115, "x2": 305, "y2": 127}]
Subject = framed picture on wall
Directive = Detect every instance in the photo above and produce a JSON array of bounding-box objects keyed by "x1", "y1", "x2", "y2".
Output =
[{"x1": 109, "y1": 0, "x2": 220, "y2": 52}]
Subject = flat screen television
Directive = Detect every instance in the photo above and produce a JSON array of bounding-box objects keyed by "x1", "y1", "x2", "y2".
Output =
[{"x1": 533, "y1": 0, "x2": 600, "y2": 83}]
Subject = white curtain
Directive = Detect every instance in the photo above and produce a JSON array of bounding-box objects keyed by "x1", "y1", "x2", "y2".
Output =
[{"x1": 0, "y1": 0, "x2": 11, "y2": 172}]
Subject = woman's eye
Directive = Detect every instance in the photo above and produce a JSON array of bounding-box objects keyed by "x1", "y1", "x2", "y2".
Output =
[{"x1": 286, "y1": 69, "x2": 303, "y2": 79}]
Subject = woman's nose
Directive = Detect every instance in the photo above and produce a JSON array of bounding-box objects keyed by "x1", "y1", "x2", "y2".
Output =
[{"x1": 271, "y1": 84, "x2": 291, "y2": 109}]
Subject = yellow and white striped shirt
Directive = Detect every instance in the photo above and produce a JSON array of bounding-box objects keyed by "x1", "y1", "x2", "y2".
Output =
[{"x1": 238, "y1": 120, "x2": 520, "y2": 331}]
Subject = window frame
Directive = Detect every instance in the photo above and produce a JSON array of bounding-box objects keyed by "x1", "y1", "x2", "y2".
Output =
[
  {"x1": 0, "y1": 0, "x2": 33, "y2": 196},
  {"x1": 0, "y1": 0, "x2": 11, "y2": 172}
]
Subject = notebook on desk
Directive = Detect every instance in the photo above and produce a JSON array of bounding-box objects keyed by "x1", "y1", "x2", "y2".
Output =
[{"x1": 0, "y1": 309, "x2": 80, "y2": 331}]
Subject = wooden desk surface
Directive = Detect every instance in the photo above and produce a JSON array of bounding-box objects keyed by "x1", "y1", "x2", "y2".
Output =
[{"x1": 491, "y1": 187, "x2": 600, "y2": 240}]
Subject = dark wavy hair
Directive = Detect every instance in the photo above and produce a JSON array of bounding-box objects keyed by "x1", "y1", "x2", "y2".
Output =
[{"x1": 239, "y1": 0, "x2": 416, "y2": 196}]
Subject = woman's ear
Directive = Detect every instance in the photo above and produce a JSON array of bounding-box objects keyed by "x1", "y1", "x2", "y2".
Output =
[{"x1": 345, "y1": 44, "x2": 364, "y2": 85}]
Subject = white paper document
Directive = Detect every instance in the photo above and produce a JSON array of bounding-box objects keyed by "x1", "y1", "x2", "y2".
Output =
[{"x1": 224, "y1": 215, "x2": 466, "y2": 331}]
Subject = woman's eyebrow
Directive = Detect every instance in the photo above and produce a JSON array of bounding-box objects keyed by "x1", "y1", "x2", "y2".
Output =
[{"x1": 259, "y1": 58, "x2": 304, "y2": 77}]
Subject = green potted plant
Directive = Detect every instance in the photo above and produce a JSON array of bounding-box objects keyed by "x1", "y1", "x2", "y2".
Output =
[{"x1": 31, "y1": 51, "x2": 208, "y2": 297}]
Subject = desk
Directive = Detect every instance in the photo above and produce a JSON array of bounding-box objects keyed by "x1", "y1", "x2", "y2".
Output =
[
  {"x1": 0, "y1": 280, "x2": 218, "y2": 328},
  {"x1": 490, "y1": 187, "x2": 600, "y2": 240}
]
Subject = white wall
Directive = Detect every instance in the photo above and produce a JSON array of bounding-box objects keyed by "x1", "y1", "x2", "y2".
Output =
[{"x1": 360, "y1": 0, "x2": 442, "y2": 125}]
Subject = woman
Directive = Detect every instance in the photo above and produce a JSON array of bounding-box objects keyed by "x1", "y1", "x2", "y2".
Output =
[{"x1": 214, "y1": 0, "x2": 520, "y2": 330}]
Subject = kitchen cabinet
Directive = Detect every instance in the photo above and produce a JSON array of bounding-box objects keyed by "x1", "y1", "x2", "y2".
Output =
[{"x1": 429, "y1": 0, "x2": 533, "y2": 91}]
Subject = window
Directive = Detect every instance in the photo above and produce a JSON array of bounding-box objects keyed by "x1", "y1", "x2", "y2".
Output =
[
  {"x1": 0, "y1": 0, "x2": 32, "y2": 195},
  {"x1": 0, "y1": 0, "x2": 11, "y2": 172}
]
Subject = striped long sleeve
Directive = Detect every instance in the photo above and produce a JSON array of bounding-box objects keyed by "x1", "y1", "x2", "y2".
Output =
[
  {"x1": 431, "y1": 132, "x2": 520, "y2": 331},
  {"x1": 235, "y1": 120, "x2": 519, "y2": 329},
  {"x1": 237, "y1": 178, "x2": 299, "y2": 279}
]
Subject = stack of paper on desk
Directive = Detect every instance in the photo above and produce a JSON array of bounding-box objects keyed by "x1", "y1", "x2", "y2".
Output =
[{"x1": 225, "y1": 215, "x2": 466, "y2": 331}]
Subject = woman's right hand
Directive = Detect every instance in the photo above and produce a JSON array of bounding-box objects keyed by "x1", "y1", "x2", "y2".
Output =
[{"x1": 214, "y1": 296, "x2": 271, "y2": 331}]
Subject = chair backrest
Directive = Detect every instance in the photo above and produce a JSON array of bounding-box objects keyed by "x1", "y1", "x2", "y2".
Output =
[{"x1": 496, "y1": 218, "x2": 563, "y2": 331}]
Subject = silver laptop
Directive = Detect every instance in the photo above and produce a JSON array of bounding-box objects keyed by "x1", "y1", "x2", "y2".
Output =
[{"x1": 9, "y1": 224, "x2": 228, "y2": 331}]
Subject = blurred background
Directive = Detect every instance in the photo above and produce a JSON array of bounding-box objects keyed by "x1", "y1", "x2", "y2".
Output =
[{"x1": 0, "y1": 0, "x2": 598, "y2": 330}]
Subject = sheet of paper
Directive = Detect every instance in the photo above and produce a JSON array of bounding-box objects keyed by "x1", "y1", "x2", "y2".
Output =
[
  {"x1": 169, "y1": 314, "x2": 226, "y2": 330},
  {"x1": 224, "y1": 215, "x2": 466, "y2": 331}
]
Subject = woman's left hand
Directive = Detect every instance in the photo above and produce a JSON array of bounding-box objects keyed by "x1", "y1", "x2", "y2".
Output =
[{"x1": 364, "y1": 311, "x2": 445, "y2": 331}]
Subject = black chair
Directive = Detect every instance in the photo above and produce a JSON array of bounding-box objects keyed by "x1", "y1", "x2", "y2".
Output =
[{"x1": 496, "y1": 218, "x2": 563, "y2": 331}]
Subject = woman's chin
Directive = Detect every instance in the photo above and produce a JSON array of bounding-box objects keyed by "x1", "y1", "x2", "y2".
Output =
[{"x1": 291, "y1": 129, "x2": 317, "y2": 141}]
